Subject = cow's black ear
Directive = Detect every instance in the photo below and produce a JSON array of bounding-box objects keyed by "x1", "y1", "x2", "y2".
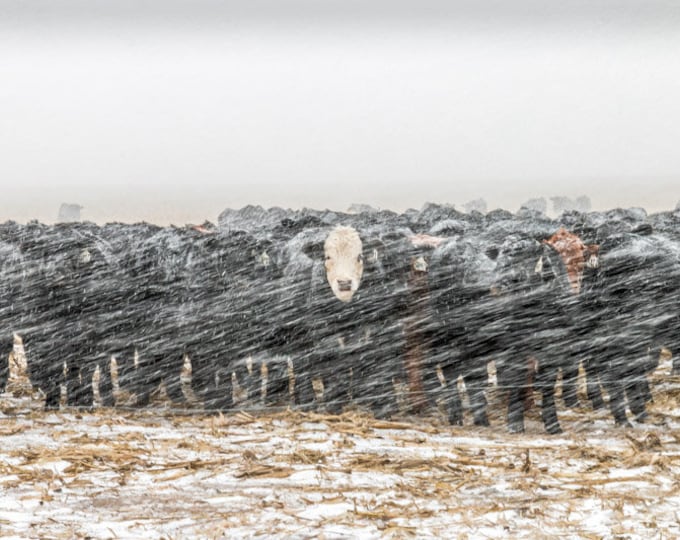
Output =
[
  {"x1": 380, "y1": 231, "x2": 407, "y2": 244},
  {"x1": 632, "y1": 223, "x2": 653, "y2": 236},
  {"x1": 302, "y1": 240, "x2": 325, "y2": 260},
  {"x1": 257, "y1": 239, "x2": 273, "y2": 252},
  {"x1": 485, "y1": 246, "x2": 500, "y2": 261}
]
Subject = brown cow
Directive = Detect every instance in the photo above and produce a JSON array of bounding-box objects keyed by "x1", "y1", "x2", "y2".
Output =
[
  {"x1": 403, "y1": 234, "x2": 445, "y2": 413},
  {"x1": 403, "y1": 253, "x2": 430, "y2": 413},
  {"x1": 544, "y1": 228, "x2": 587, "y2": 294},
  {"x1": 542, "y1": 227, "x2": 600, "y2": 409}
]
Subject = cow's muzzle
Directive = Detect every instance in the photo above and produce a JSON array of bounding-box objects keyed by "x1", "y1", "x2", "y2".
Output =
[
  {"x1": 413, "y1": 256, "x2": 428, "y2": 273},
  {"x1": 337, "y1": 279, "x2": 352, "y2": 292}
]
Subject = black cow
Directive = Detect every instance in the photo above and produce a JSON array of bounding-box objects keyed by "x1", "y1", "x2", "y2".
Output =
[
  {"x1": 587, "y1": 225, "x2": 678, "y2": 426},
  {"x1": 18, "y1": 223, "x2": 73, "y2": 409},
  {"x1": 425, "y1": 236, "x2": 498, "y2": 427},
  {"x1": 0, "y1": 222, "x2": 27, "y2": 393},
  {"x1": 491, "y1": 234, "x2": 572, "y2": 434},
  {"x1": 286, "y1": 225, "x2": 406, "y2": 419},
  {"x1": 185, "y1": 229, "x2": 283, "y2": 411}
]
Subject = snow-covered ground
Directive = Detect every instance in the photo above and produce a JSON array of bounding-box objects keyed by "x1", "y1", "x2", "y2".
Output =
[{"x1": 1, "y1": 372, "x2": 680, "y2": 540}]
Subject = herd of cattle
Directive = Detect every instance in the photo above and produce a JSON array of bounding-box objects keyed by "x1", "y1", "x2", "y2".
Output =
[{"x1": 1, "y1": 203, "x2": 680, "y2": 434}]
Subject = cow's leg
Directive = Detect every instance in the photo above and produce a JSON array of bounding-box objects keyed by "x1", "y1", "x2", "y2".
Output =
[
  {"x1": 420, "y1": 358, "x2": 444, "y2": 410},
  {"x1": 0, "y1": 335, "x2": 10, "y2": 394},
  {"x1": 293, "y1": 373, "x2": 316, "y2": 410},
  {"x1": 191, "y1": 350, "x2": 232, "y2": 412},
  {"x1": 507, "y1": 386, "x2": 526, "y2": 434},
  {"x1": 439, "y1": 362, "x2": 464, "y2": 426},
  {"x1": 66, "y1": 362, "x2": 82, "y2": 407},
  {"x1": 162, "y1": 353, "x2": 185, "y2": 405},
  {"x1": 197, "y1": 353, "x2": 234, "y2": 412},
  {"x1": 603, "y1": 378, "x2": 631, "y2": 428},
  {"x1": 498, "y1": 355, "x2": 527, "y2": 433},
  {"x1": 246, "y1": 357, "x2": 263, "y2": 404},
  {"x1": 353, "y1": 348, "x2": 401, "y2": 420},
  {"x1": 323, "y1": 372, "x2": 350, "y2": 415},
  {"x1": 293, "y1": 355, "x2": 318, "y2": 411},
  {"x1": 232, "y1": 357, "x2": 264, "y2": 407},
  {"x1": 560, "y1": 361, "x2": 580, "y2": 409},
  {"x1": 65, "y1": 327, "x2": 86, "y2": 408},
  {"x1": 39, "y1": 359, "x2": 64, "y2": 410},
  {"x1": 71, "y1": 360, "x2": 96, "y2": 409},
  {"x1": 70, "y1": 337, "x2": 103, "y2": 409},
  {"x1": 232, "y1": 358, "x2": 252, "y2": 406},
  {"x1": 639, "y1": 378, "x2": 653, "y2": 405},
  {"x1": 465, "y1": 362, "x2": 490, "y2": 427},
  {"x1": 6, "y1": 331, "x2": 23, "y2": 396},
  {"x1": 195, "y1": 320, "x2": 232, "y2": 411},
  {"x1": 212, "y1": 366, "x2": 234, "y2": 411},
  {"x1": 583, "y1": 356, "x2": 605, "y2": 410},
  {"x1": 642, "y1": 347, "x2": 659, "y2": 404},
  {"x1": 322, "y1": 349, "x2": 351, "y2": 416},
  {"x1": 264, "y1": 357, "x2": 290, "y2": 408},
  {"x1": 626, "y1": 380, "x2": 649, "y2": 423},
  {"x1": 133, "y1": 345, "x2": 163, "y2": 407},
  {"x1": 44, "y1": 365, "x2": 64, "y2": 409},
  {"x1": 231, "y1": 327, "x2": 261, "y2": 405},
  {"x1": 370, "y1": 389, "x2": 399, "y2": 420},
  {"x1": 189, "y1": 351, "x2": 211, "y2": 406},
  {"x1": 366, "y1": 371, "x2": 399, "y2": 420},
  {"x1": 120, "y1": 350, "x2": 139, "y2": 403},
  {"x1": 673, "y1": 347, "x2": 680, "y2": 376},
  {"x1": 125, "y1": 343, "x2": 146, "y2": 406},
  {"x1": 27, "y1": 335, "x2": 63, "y2": 411},
  {"x1": 97, "y1": 356, "x2": 115, "y2": 407},
  {"x1": 536, "y1": 364, "x2": 561, "y2": 434}
]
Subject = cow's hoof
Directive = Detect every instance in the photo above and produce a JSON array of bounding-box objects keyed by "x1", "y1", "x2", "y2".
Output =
[
  {"x1": 590, "y1": 398, "x2": 605, "y2": 410},
  {"x1": 508, "y1": 422, "x2": 525, "y2": 434},
  {"x1": 324, "y1": 402, "x2": 344, "y2": 416},
  {"x1": 294, "y1": 403, "x2": 316, "y2": 413},
  {"x1": 448, "y1": 413, "x2": 464, "y2": 426},
  {"x1": 635, "y1": 411, "x2": 648, "y2": 423},
  {"x1": 614, "y1": 419, "x2": 633, "y2": 429},
  {"x1": 371, "y1": 406, "x2": 396, "y2": 420},
  {"x1": 473, "y1": 415, "x2": 490, "y2": 427},
  {"x1": 545, "y1": 423, "x2": 563, "y2": 435},
  {"x1": 563, "y1": 396, "x2": 579, "y2": 409}
]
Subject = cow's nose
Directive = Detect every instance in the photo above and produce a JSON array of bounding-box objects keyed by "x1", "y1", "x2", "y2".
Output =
[{"x1": 337, "y1": 279, "x2": 352, "y2": 292}]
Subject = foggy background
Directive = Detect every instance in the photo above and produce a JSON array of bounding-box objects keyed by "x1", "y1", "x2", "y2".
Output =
[{"x1": 1, "y1": 1, "x2": 679, "y2": 225}]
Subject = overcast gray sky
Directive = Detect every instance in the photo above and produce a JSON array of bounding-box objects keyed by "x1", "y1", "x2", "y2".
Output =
[{"x1": 1, "y1": 1, "x2": 679, "y2": 224}]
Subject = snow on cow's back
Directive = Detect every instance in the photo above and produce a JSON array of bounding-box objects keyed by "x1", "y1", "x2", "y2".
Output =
[{"x1": 324, "y1": 225, "x2": 363, "y2": 303}]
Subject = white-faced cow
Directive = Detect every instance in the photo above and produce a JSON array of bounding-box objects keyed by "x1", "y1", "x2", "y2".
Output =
[
  {"x1": 285, "y1": 224, "x2": 410, "y2": 418},
  {"x1": 324, "y1": 226, "x2": 364, "y2": 303}
]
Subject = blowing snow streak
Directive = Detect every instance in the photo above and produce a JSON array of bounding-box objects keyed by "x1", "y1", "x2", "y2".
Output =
[{"x1": 1, "y1": 203, "x2": 679, "y2": 435}]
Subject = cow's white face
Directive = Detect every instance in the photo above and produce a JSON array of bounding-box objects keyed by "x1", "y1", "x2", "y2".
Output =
[
  {"x1": 585, "y1": 244, "x2": 600, "y2": 269},
  {"x1": 412, "y1": 255, "x2": 428, "y2": 273},
  {"x1": 324, "y1": 226, "x2": 363, "y2": 302},
  {"x1": 78, "y1": 248, "x2": 92, "y2": 265}
]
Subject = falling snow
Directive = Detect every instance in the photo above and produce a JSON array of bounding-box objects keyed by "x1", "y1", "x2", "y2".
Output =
[{"x1": 1, "y1": 203, "x2": 680, "y2": 537}]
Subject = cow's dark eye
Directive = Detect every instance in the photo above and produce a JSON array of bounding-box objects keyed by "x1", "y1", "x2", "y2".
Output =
[{"x1": 325, "y1": 255, "x2": 331, "y2": 261}]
